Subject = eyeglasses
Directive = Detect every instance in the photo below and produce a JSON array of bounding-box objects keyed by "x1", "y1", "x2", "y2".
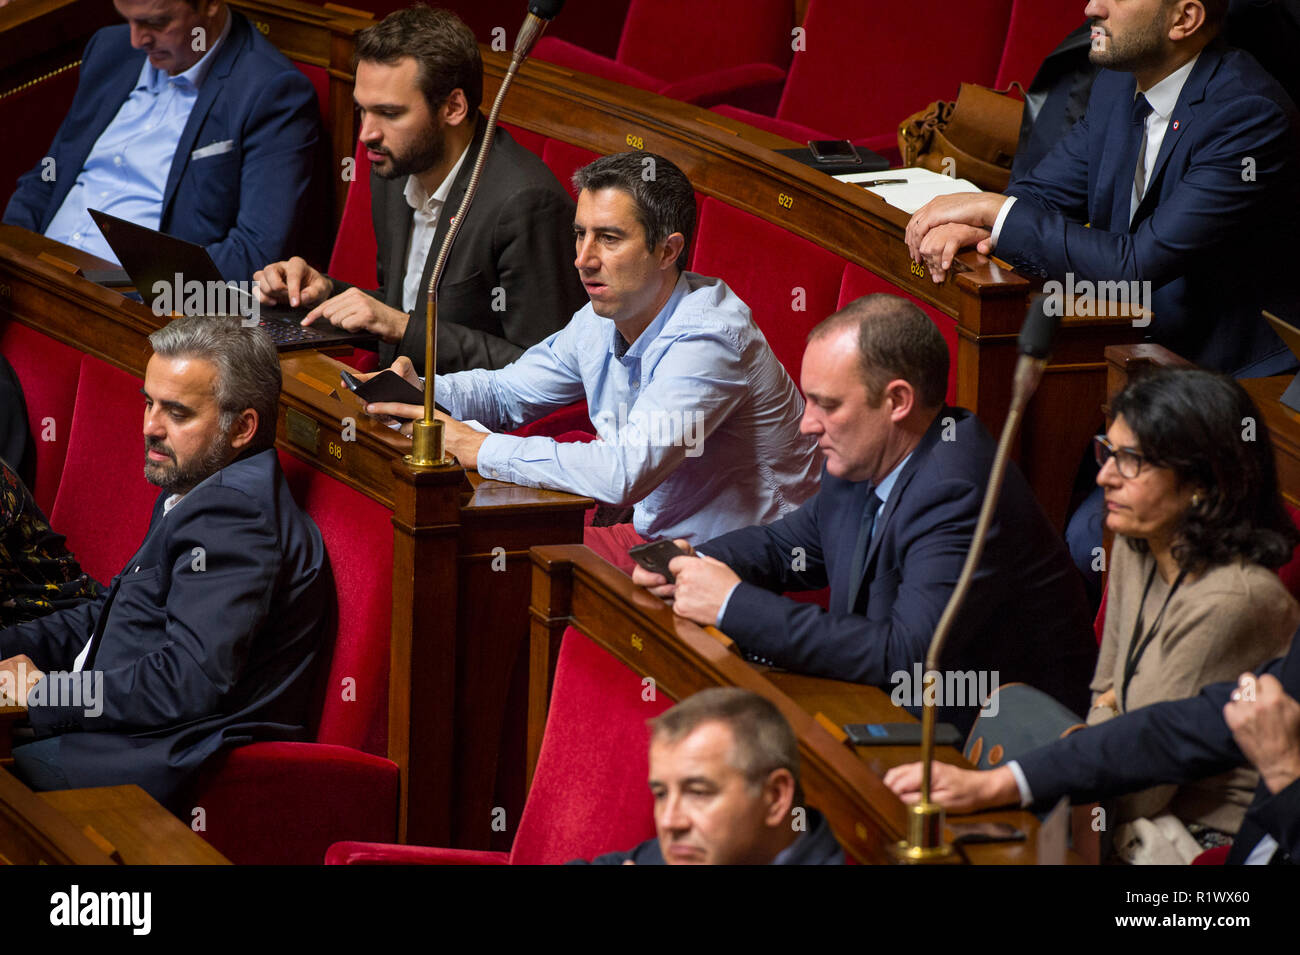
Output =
[{"x1": 1093, "y1": 435, "x2": 1148, "y2": 479}]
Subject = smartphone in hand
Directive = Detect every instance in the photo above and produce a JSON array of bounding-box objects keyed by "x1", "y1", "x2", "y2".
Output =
[
  {"x1": 341, "y1": 369, "x2": 447, "y2": 418},
  {"x1": 627, "y1": 539, "x2": 689, "y2": 583}
]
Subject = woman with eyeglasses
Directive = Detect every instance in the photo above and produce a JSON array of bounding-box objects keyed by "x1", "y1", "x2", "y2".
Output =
[{"x1": 888, "y1": 368, "x2": 1300, "y2": 863}]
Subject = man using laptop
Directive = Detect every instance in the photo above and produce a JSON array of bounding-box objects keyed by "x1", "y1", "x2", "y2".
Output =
[
  {"x1": 3, "y1": 0, "x2": 327, "y2": 280},
  {"x1": 254, "y1": 6, "x2": 585, "y2": 375}
]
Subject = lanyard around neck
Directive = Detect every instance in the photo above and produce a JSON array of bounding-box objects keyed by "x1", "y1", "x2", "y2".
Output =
[{"x1": 1121, "y1": 561, "x2": 1188, "y2": 711}]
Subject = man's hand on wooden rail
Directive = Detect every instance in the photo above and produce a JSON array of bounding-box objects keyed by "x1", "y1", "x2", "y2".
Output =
[{"x1": 905, "y1": 192, "x2": 1007, "y2": 283}]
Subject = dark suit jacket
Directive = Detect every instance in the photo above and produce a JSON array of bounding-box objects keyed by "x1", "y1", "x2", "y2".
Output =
[
  {"x1": 344, "y1": 118, "x2": 587, "y2": 376},
  {"x1": 702, "y1": 408, "x2": 1096, "y2": 732},
  {"x1": 1000, "y1": 41, "x2": 1300, "y2": 376},
  {"x1": 576, "y1": 809, "x2": 845, "y2": 865},
  {"x1": 2, "y1": 11, "x2": 326, "y2": 281},
  {"x1": 1017, "y1": 637, "x2": 1300, "y2": 864},
  {"x1": 0, "y1": 449, "x2": 330, "y2": 810}
]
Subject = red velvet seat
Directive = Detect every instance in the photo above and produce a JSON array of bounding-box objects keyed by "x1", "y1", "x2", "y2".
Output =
[
  {"x1": 692, "y1": 198, "x2": 843, "y2": 383},
  {"x1": 0, "y1": 66, "x2": 80, "y2": 217},
  {"x1": 994, "y1": 0, "x2": 1086, "y2": 89},
  {"x1": 541, "y1": 139, "x2": 602, "y2": 201},
  {"x1": 191, "y1": 452, "x2": 398, "y2": 865},
  {"x1": 48, "y1": 357, "x2": 159, "y2": 584},
  {"x1": 328, "y1": 141, "x2": 380, "y2": 372},
  {"x1": 328, "y1": 140, "x2": 378, "y2": 291},
  {"x1": 535, "y1": 0, "x2": 793, "y2": 115},
  {"x1": 326, "y1": 624, "x2": 668, "y2": 864},
  {"x1": 293, "y1": 61, "x2": 331, "y2": 123},
  {"x1": 837, "y1": 263, "x2": 959, "y2": 406},
  {"x1": 713, "y1": 0, "x2": 1014, "y2": 160},
  {"x1": 0, "y1": 324, "x2": 85, "y2": 515}
]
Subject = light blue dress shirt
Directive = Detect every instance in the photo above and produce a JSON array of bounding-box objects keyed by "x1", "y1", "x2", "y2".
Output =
[
  {"x1": 435, "y1": 272, "x2": 821, "y2": 543},
  {"x1": 46, "y1": 12, "x2": 232, "y2": 263}
]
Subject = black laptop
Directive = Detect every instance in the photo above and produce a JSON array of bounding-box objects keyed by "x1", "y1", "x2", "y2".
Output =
[{"x1": 87, "y1": 209, "x2": 377, "y2": 352}]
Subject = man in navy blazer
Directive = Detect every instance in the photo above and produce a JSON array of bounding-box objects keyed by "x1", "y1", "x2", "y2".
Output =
[
  {"x1": 905, "y1": 0, "x2": 1300, "y2": 378},
  {"x1": 0, "y1": 316, "x2": 330, "y2": 812},
  {"x1": 2, "y1": 0, "x2": 326, "y2": 281},
  {"x1": 887, "y1": 633, "x2": 1300, "y2": 864},
  {"x1": 633, "y1": 296, "x2": 1096, "y2": 732}
]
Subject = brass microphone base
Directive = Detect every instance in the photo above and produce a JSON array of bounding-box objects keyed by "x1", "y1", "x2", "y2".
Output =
[
  {"x1": 890, "y1": 801, "x2": 956, "y2": 864},
  {"x1": 407, "y1": 418, "x2": 453, "y2": 468}
]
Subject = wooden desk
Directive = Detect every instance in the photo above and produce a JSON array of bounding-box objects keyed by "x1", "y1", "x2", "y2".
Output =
[
  {"x1": 0, "y1": 769, "x2": 227, "y2": 864},
  {"x1": 0, "y1": 226, "x2": 591, "y2": 850},
  {"x1": 1242, "y1": 376, "x2": 1300, "y2": 509},
  {"x1": 529, "y1": 545, "x2": 1068, "y2": 864},
  {"x1": 38, "y1": 786, "x2": 231, "y2": 865}
]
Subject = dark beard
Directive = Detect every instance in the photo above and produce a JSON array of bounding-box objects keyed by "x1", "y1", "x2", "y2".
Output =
[
  {"x1": 1087, "y1": 16, "x2": 1167, "y2": 73},
  {"x1": 370, "y1": 123, "x2": 445, "y2": 181},
  {"x1": 143, "y1": 435, "x2": 233, "y2": 496}
]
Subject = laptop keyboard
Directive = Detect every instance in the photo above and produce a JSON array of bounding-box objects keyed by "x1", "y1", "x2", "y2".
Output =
[{"x1": 257, "y1": 319, "x2": 331, "y2": 345}]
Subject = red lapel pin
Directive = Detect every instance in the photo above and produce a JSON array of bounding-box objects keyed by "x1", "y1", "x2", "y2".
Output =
[{"x1": 1171, "y1": 120, "x2": 1180, "y2": 130}]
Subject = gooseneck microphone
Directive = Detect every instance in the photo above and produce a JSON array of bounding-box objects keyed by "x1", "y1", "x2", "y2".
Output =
[
  {"x1": 892, "y1": 295, "x2": 1060, "y2": 863},
  {"x1": 408, "y1": 0, "x2": 566, "y2": 466}
]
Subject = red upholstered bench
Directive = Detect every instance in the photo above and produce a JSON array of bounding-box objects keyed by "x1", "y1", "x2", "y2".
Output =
[
  {"x1": 192, "y1": 452, "x2": 398, "y2": 865},
  {"x1": 326, "y1": 623, "x2": 666, "y2": 864},
  {"x1": 534, "y1": 0, "x2": 793, "y2": 115},
  {"x1": 0, "y1": 324, "x2": 85, "y2": 516},
  {"x1": 49, "y1": 356, "x2": 160, "y2": 583},
  {"x1": 710, "y1": 0, "x2": 1014, "y2": 161}
]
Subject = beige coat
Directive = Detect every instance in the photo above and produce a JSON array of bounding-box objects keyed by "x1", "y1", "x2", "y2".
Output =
[{"x1": 1090, "y1": 538, "x2": 1299, "y2": 833}]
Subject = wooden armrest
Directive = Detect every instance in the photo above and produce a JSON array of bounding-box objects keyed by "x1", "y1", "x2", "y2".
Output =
[{"x1": 1104, "y1": 343, "x2": 1194, "y2": 409}]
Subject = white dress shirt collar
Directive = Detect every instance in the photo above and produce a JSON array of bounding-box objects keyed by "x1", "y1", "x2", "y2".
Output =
[
  {"x1": 1138, "y1": 52, "x2": 1199, "y2": 116},
  {"x1": 403, "y1": 137, "x2": 472, "y2": 215}
]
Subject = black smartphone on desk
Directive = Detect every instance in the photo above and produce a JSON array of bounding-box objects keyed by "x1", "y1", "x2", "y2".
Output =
[
  {"x1": 843, "y1": 722, "x2": 963, "y2": 746},
  {"x1": 807, "y1": 139, "x2": 862, "y2": 166}
]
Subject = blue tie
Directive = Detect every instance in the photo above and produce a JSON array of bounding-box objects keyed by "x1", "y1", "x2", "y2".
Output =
[
  {"x1": 846, "y1": 488, "x2": 883, "y2": 610},
  {"x1": 1126, "y1": 93, "x2": 1154, "y2": 224}
]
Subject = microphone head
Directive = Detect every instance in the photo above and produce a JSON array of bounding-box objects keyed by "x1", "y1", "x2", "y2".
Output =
[
  {"x1": 1018, "y1": 295, "x2": 1061, "y2": 359},
  {"x1": 527, "y1": 0, "x2": 565, "y2": 19}
]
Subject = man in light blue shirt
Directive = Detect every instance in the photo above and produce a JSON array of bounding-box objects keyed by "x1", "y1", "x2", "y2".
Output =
[
  {"x1": 4, "y1": 0, "x2": 325, "y2": 279},
  {"x1": 42, "y1": 3, "x2": 233, "y2": 264},
  {"x1": 361, "y1": 151, "x2": 820, "y2": 551}
]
